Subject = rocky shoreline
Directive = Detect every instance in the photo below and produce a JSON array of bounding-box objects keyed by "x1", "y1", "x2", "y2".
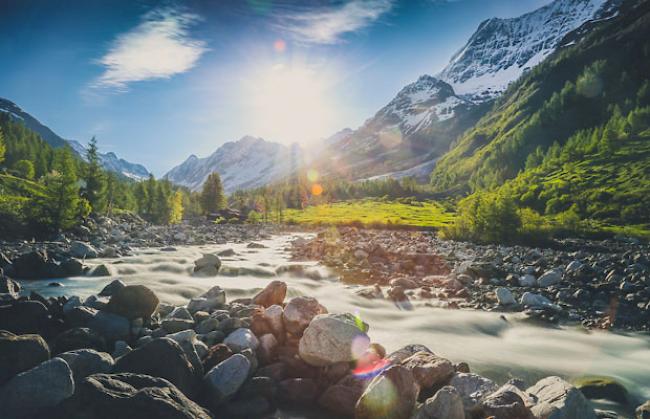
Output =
[
  {"x1": 290, "y1": 227, "x2": 650, "y2": 332},
  {"x1": 1, "y1": 221, "x2": 650, "y2": 418}
]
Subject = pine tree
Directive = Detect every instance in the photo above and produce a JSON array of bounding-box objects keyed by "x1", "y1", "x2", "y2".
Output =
[
  {"x1": 13, "y1": 159, "x2": 35, "y2": 179},
  {"x1": 37, "y1": 148, "x2": 81, "y2": 232},
  {"x1": 83, "y1": 137, "x2": 107, "y2": 214},
  {"x1": 169, "y1": 190, "x2": 184, "y2": 224},
  {"x1": 200, "y1": 172, "x2": 226, "y2": 214}
]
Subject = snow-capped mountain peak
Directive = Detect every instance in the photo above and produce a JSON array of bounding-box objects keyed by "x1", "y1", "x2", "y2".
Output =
[{"x1": 438, "y1": 0, "x2": 621, "y2": 102}]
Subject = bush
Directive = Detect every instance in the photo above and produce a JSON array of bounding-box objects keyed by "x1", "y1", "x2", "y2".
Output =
[{"x1": 246, "y1": 210, "x2": 262, "y2": 224}]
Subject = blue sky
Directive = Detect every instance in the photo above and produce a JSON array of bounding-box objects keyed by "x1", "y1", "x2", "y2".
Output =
[{"x1": 0, "y1": 0, "x2": 549, "y2": 175}]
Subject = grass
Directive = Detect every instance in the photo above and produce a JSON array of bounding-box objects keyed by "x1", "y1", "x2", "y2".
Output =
[{"x1": 284, "y1": 198, "x2": 454, "y2": 229}]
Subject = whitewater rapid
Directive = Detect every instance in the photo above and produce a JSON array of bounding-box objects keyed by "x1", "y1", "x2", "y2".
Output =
[{"x1": 19, "y1": 233, "x2": 650, "y2": 413}]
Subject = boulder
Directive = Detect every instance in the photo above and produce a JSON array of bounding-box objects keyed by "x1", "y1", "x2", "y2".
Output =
[
  {"x1": 521, "y1": 292, "x2": 554, "y2": 308},
  {"x1": 264, "y1": 304, "x2": 285, "y2": 338},
  {"x1": 637, "y1": 401, "x2": 650, "y2": 419},
  {"x1": 401, "y1": 351, "x2": 454, "y2": 390},
  {"x1": 355, "y1": 365, "x2": 418, "y2": 419},
  {"x1": 88, "y1": 264, "x2": 112, "y2": 277},
  {"x1": 70, "y1": 241, "x2": 98, "y2": 259},
  {"x1": 282, "y1": 296, "x2": 327, "y2": 336},
  {"x1": 319, "y1": 374, "x2": 368, "y2": 417},
  {"x1": 0, "y1": 275, "x2": 21, "y2": 299},
  {"x1": 106, "y1": 285, "x2": 159, "y2": 320},
  {"x1": 258, "y1": 333, "x2": 279, "y2": 364},
  {"x1": 496, "y1": 287, "x2": 516, "y2": 305},
  {"x1": 186, "y1": 286, "x2": 225, "y2": 313},
  {"x1": 98, "y1": 279, "x2": 126, "y2": 297},
  {"x1": 52, "y1": 327, "x2": 107, "y2": 354},
  {"x1": 527, "y1": 376, "x2": 596, "y2": 419},
  {"x1": 164, "y1": 330, "x2": 204, "y2": 377},
  {"x1": 387, "y1": 344, "x2": 433, "y2": 364},
  {"x1": 88, "y1": 310, "x2": 131, "y2": 341},
  {"x1": 193, "y1": 254, "x2": 221, "y2": 276},
  {"x1": 298, "y1": 313, "x2": 370, "y2": 366},
  {"x1": 203, "y1": 344, "x2": 234, "y2": 371},
  {"x1": 11, "y1": 250, "x2": 49, "y2": 279},
  {"x1": 0, "y1": 357, "x2": 74, "y2": 418},
  {"x1": 224, "y1": 328, "x2": 259, "y2": 353},
  {"x1": 278, "y1": 378, "x2": 319, "y2": 404},
  {"x1": 60, "y1": 258, "x2": 84, "y2": 276},
  {"x1": 537, "y1": 270, "x2": 563, "y2": 287},
  {"x1": 574, "y1": 376, "x2": 629, "y2": 405},
  {"x1": 415, "y1": 386, "x2": 465, "y2": 419},
  {"x1": 60, "y1": 373, "x2": 212, "y2": 419},
  {"x1": 449, "y1": 373, "x2": 498, "y2": 409},
  {"x1": 481, "y1": 388, "x2": 532, "y2": 419},
  {"x1": 0, "y1": 331, "x2": 50, "y2": 384},
  {"x1": 203, "y1": 353, "x2": 251, "y2": 405},
  {"x1": 57, "y1": 349, "x2": 114, "y2": 384},
  {"x1": 519, "y1": 274, "x2": 537, "y2": 287},
  {"x1": 0, "y1": 300, "x2": 49, "y2": 334},
  {"x1": 113, "y1": 337, "x2": 199, "y2": 398},
  {"x1": 252, "y1": 280, "x2": 287, "y2": 308}
]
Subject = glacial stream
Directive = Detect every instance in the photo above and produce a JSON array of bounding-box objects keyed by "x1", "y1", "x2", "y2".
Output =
[{"x1": 18, "y1": 233, "x2": 650, "y2": 415}]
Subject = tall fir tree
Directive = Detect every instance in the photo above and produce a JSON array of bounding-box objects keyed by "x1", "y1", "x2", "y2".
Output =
[
  {"x1": 37, "y1": 148, "x2": 82, "y2": 232},
  {"x1": 83, "y1": 137, "x2": 107, "y2": 214},
  {"x1": 0, "y1": 127, "x2": 5, "y2": 165},
  {"x1": 169, "y1": 190, "x2": 184, "y2": 224},
  {"x1": 200, "y1": 172, "x2": 226, "y2": 214}
]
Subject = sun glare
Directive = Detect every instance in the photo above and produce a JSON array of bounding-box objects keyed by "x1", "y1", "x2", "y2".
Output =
[{"x1": 246, "y1": 62, "x2": 337, "y2": 144}]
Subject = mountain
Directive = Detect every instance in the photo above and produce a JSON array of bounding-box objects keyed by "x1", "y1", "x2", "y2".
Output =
[
  {"x1": 430, "y1": 0, "x2": 650, "y2": 225},
  {"x1": 0, "y1": 98, "x2": 150, "y2": 180},
  {"x1": 438, "y1": 0, "x2": 622, "y2": 103},
  {"x1": 164, "y1": 136, "x2": 303, "y2": 193},
  {"x1": 314, "y1": 76, "x2": 487, "y2": 181},
  {"x1": 68, "y1": 140, "x2": 150, "y2": 180}
]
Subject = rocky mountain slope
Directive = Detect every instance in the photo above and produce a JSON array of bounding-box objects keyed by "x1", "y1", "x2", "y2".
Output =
[
  {"x1": 438, "y1": 0, "x2": 622, "y2": 103},
  {"x1": 164, "y1": 136, "x2": 303, "y2": 193},
  {"x1": 0, "y1": 98, "x2": 150, "y2": 180}
]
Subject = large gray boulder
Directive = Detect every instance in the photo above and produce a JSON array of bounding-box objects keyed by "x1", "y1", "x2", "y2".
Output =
[
  {"x1": 106, "y1": 285, "x2": 159, "y2": 320},
  {"x1": 527, "y1": 376, "x2": 596, "y2": 419},
  {"x1": 60, "y1": 373, "x2": 213, "y2": 419},
  {"x1": 401, "y1": 351, "x2": 454, "y2": 390},
  {"x1": 0, "y1": 331, "x2": 50, "y2": 384},
  {"x1": 0, "y1": 357, "x2": 74, "y2": 418},
  {"x1": 355, "y1": 365, "x2": 418, "y2": 419},
  {"x1": 203, "y1": 353, "x2": 251, "y2": 405},
  {"x1": 187, "y1": 286, "x2": 226, "y2": 313},
  {"x1": 193, "y1": 254, "x2": 221, "y2": 276},
  {"x1": 70, "y1": 241, "x2": 98, "y2": 259},
  {"x1": 88, "y1": 310, "x2": 130, "y2": 341},
  {"x1": 224, "y1": 328, "x2": 259, "y2": 353},
  {"x1": 57, "y1": 349, "x2": 114, "y2": 384},
  {"x1": 415, "y1": 386, "x2": 465, "y2": 419},
  {"x1": 282, "y1": 296, "x2": 328, "y2": 336},
  {"x1": 298, "y1": 313, "x2": 370, "y2": 366}
]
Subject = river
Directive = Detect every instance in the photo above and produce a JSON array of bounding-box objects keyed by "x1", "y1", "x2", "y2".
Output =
[{"x1": 18, "y1": 233, "x2": 650, "y2": 416}]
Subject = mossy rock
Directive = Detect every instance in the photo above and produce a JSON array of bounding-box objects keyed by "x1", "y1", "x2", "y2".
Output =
[{"x1": 573, "y1": 376, "x2": 629, "y2": 405}]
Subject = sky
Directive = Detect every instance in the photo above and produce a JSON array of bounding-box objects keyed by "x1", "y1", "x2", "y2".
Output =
[{"x1": 0, "y1": 0, "x2": 549, "y2": 175}]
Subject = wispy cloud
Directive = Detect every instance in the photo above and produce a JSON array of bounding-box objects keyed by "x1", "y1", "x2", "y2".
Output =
[
  {"x1": 274, "y1": 0, "x2": 393, "y2": 44},
  {"x1": 92, "y1": 7, "x2": 207, "y2": 91}
]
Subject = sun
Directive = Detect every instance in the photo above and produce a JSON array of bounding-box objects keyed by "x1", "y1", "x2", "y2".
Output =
[{"x1": 245, "y1": 63, "x2": 338, "y2": 144}]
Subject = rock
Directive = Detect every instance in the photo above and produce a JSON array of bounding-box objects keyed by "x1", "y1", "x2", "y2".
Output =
[
  {"x1": 223, "y1": 327, "x2": 259, "y2": 352},
  {"x1": 0, "y1": 300, "x2": 49, "y2": 334},
  {"x1": 537, "y1": 269, "x2": 563, "y2": 287},
  {"x1": 163, "y1": 318, "x2": 195, "y2": 333},
  {"x1": 566, "y1": 260, "x2": 583, "y2": 274},
  {"x1": 449, "y1": 373, "x2": 498, "y2": 409},
  {"x1": 11, "y1": 250, "x2": 49, "y2": 279},
  {"x1": 113, "y1": 337, "x2": 199, "y2": 397},
  {"x1": 527, "y1": 376, "x2": 596, "y2": 419},
  {"x1": 112, "y1": 340, "x2": 132, "y2": 358},
  {"x1": 415, "y1": 385, "x2": 465, "y2": 419},
  {"x1": 319, "y1": 374, "x2": 368, "y2": 417},
  {"x1": 63, "y1": 295, "x2": 83, "y2": 314},
  {"x1": 203, "y1": 344, "x2": 234, "y2": 371},
  {"x1": 521, "y1": 292, "x2": 554, "y2": 308},
  {"x1": 60, "y1": 373, "x2": 212, "y2": 419},
  {"x1": 496, "y1": 287, "x2": 516, "y2": 305},
  {"x1": 57, "y1": 349, "x2": 114, "y2": 383},
  {"x1": 197, "y1": 317, "x2": 220, "y2": 334},
  {"x1": 258, "y1": 333, "x2": 279, "y2": 364},
  {"x1": 574, "y1": 376, "x2": 629, "y2": 405},
  {"x1": 106, "y1": 285, "x2": 159, "y2": 320},
  {"x1": 253, "y1": 280, "x2": 287, "y2": 308},
  {"x1": 203, "y1": 353, "x2": 251, "y2": 405},
  {"x1": 193, "y1": 254, "x2": 221, "y2": 276},
  {"x1": 355, "y1": 365, "x2": 418, "y2": 419},
  {"x1": 0, "y1": 275, "x2": 21, "y2": 299},
  {"x1": 278, "y1": 378, "x2": 319, "y2": 404},
  {"x1": 282, "y1": 296, "x2": 328, "y2": 336},
  {"x1": 401, "y1": 351, "x2": 454, "y2": 390},
  {"x1": 98, "y1": 279, "x2": 126, "y2": 297},
  {"x1": 387, "y1": 344, "x2": 433, "y2": 364},
  {"x1": 217, "y1": 248, "x2": 236, "y2": 257},
  {"x1": 88, "y1": 310, "x2": 131, "y2": 341},
  {"x1": 264, "y1": 304, "x2": 285, "y2": 338},
  {"x1": 481, "y1": 387, "x2": 532, "y2": 419},
  {"x1": 0, "y1": 357, "x2": 74, "y2": 418},
  {"x1": 61, "y1": 257, "x2": 85, "y2": 276},
  {"x1": 70, "y1": 241, "x2": 98, "y2": 259},
  {"x1": 52, "y1": 327, "x2": 107, "y2": 354},
  {"x1": 637, "y1": 401, "x2": 650, "y2": 419},
  {"x1": 0, "y1": 331, "x2": 50, "y2": 384},
  {"x1": 519, "y1": 274, "x2": 537, "y2": 287},
  {"x1": 89, "y1": 264, "x2": 111, "y2": 277},
  {"x1": 187, "y1": 286, "x2": 225, "y2": 313},
  {"x1": 164, "y1": 330, "x2": 204, "y2": 377},
  {"x1": 299, "y1": 313, "x2": 370, "y2": 366},
  {"x1": 247, "y1": 242, "x2": 267, "y2": 249}
]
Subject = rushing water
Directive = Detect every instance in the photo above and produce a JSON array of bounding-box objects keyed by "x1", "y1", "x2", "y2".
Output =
[{"x1": 18, "y1": 233, "x2": 650, "y2": 415}]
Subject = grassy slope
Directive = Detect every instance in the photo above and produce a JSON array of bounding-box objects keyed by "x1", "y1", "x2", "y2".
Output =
[{"x1": 284, "y1": 199, "x2": 454, "y2": 228}]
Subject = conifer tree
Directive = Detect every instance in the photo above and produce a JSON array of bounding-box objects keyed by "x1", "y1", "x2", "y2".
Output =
[
  {"x1": 0, "y1": 127, "x2": 5, "y2": 165},
  {"x1": 169, "y1": 190, "x2": 184, "y2": 224},
  {"x1": 200, "y1": 172, "x2": 226, "y2": 214},
  {"x1": 38, "y1": 148, "x2": 81, "y2": 232},
  {"x1": 83, "y1": 137, "x2": 107, "y2": 213}
]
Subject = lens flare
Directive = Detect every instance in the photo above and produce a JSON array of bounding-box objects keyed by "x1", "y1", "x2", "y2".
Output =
[
  {"x1": 307, "y1": 168, "x2": 319, "y2": 182},
  {"x1": 273, "y1": 39, "x2": 286, "y2": 52},
  {"x1": 311, "y1": 183, "x2": 323, "y2": 196}
]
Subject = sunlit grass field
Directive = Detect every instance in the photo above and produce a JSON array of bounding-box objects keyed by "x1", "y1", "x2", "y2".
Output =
[{"x1": 284, "y1": 199, "x2": 455, "y2": 228}]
